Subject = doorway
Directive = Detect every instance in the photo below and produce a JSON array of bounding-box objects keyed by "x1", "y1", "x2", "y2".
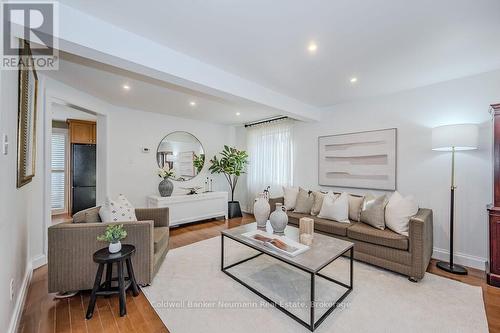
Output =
[{"x1": 50, "y1": 103, "x2": 98, "y2": 224}]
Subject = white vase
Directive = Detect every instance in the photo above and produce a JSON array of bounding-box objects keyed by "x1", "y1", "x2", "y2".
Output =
[
  {"x1": 254, "y1": 193, "x2": 271, "y2": 228},
  {"x1": 109, "y1": 241, "x2": 122, "y2": 253},
  {"x1": 269, "y1": 203, "x2": 288, "y2": 234}
]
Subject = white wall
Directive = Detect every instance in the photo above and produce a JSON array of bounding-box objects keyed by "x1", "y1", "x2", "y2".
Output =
[
  {"x1": 43, "y1": 77, "x2": 238, "y2": 206},
  {"x1": 0, "y1": 68, "x2": 44, "y2": 331},
  {"x1": 106, "y1": 106, "x2": 236, "y2": 206},
  {"x1": 292, "y1": 69, "x2": 500, "y2": 269}
]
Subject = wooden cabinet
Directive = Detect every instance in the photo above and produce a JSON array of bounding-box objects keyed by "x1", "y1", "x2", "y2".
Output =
[
  {"x1": 68, "y1": 119, "x2": 96, "y2": 144},
  {"x1": 488, "y1": 103, "x2": 500, "y2": 287}
]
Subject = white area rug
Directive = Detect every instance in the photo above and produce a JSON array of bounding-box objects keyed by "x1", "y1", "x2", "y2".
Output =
[{"x1": 142, "y1": 236, "x2": 488, "y2": 333}]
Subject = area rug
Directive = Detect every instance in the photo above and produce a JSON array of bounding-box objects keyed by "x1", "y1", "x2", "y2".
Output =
[{"x1": 142, "y1": 236, "x2": 488, "y2": 333}]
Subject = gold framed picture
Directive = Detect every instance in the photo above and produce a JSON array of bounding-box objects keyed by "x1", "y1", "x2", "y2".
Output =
[{"x1": 17, "y1": 41, "x2": 38, "y2": 188}]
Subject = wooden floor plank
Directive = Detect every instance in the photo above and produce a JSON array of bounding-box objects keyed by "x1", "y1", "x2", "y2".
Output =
[
  {"x1": 19, "y1": 213, "x2": 500, "y2": 333},
  {"x1": 69, "y1": 295, "x2": 87, "y2": 333},
  {"x1": 82, "y1": 293, "x2": 104, "y2": 333}
]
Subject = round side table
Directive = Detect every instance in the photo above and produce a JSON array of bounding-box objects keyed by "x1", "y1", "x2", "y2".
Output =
[{"x1": 86, "y1": 244, "x2": 140, "y2": 319}]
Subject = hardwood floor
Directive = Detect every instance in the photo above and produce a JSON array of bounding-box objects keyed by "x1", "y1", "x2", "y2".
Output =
[{"x1": 19, "y1": 214, "x2": 500, "y2": 332}]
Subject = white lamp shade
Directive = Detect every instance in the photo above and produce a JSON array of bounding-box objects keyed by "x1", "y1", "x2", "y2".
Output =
[{"x1": 432, "y1": 124, "x2": 478, "y2": 151}]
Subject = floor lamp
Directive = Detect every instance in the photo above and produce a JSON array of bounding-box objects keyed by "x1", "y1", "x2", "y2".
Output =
[{"x1": 432, "y1": 124, "x2": 478, "y2": 275}]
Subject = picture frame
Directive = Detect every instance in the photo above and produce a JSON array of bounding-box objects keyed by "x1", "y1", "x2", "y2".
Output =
[
  {"x1": 17, "y1": 41, "x2": 38, "y2": 188},
  {"x1": 318, "y1": 128, "x2": 397, "y2": 191}
]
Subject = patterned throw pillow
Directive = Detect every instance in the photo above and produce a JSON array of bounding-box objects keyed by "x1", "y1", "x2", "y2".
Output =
[
  {"x1": 310, "y1": 191, "x2": 326, "y2": 216},
  {"x1": 348, "y1": 195, "x2": 364, "y2": 222},
  {"x1": 99, "y1": 194, "x2": 137, "y2": 222}
]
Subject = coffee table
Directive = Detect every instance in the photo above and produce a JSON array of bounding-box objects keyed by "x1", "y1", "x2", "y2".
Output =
[{"x1": 221, "y1": 222, "x2": 354, "y2": 331}]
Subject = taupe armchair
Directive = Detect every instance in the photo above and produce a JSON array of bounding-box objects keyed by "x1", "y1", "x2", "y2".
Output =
[{"x1": 48, "y1": 207, "x2": 169, "y2": 293}]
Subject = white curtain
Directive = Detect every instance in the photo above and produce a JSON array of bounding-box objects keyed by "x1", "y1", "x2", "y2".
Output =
[{"x1": 246, "y1": 119, "x2": 294, "y2": 211}]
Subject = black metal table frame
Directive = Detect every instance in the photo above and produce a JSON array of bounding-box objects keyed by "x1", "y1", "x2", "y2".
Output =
[{"x1": 221, "y1": 233, "x2": 353, "y2": 332}]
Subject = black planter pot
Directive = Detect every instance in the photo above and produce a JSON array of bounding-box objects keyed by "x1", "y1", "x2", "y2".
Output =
[{"x1": 228, "y1": 201, "x2": 243, "y2": 219}]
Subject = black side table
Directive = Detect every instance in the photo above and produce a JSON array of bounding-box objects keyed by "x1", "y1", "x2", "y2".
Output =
[{"x1": 86, "y1": 244, "x2": 140, "y2": 319}]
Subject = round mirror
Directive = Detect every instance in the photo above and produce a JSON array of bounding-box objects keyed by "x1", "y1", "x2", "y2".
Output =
[{"x1": 156, "y1": 131, "x2": 205, "y2": 181}]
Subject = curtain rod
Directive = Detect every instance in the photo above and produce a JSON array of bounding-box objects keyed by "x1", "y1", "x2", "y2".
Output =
[{"x1": 244, "y1": 116, "x2": 288, "y2": 128}]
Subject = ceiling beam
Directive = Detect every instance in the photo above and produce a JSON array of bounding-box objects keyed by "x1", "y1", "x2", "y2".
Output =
[{"x1": 15, "y1": 4, "x2": 322, "y2": 122}]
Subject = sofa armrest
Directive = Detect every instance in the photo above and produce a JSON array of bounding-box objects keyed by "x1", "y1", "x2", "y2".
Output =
[
  {"x1": 408, "y1": 208, "x2": 433, "y2": 279},
  {"x1": 48, "y1": 220, "x2": 154, "y2": 293},
  {"x1": 269, "y1": 197, "x2": 284, "y2": 209},
  {"x1": 135, "y1": 207, "x2": 169, "y2": 228}
]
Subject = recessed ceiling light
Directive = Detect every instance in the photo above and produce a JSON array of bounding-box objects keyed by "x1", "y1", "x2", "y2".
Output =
[
  {"x1": 350, "y1": 77, "x2": 358, "y2": 83},
  {"x1": 236, "y1": 112, "x2": 241, "y2": 116},
  {"x1": 189, "y1": 101, "x2": 197, "y2": 107},
  {"x1": 122, "y1": 84, "x2": 130, "y2": 90},
  {"x1": 307, "y1": 41, "x2": 318, "y2": 53}
]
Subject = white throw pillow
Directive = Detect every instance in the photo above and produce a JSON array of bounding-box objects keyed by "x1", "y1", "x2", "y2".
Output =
[
  {"x1": 282, "y1": 186, "x2": 299, "y2": 210},
  {"x1": 99, "y1": 194, "x2": 137, "y2": 222},
  {"x1": 385, "y1": 191, "x2": 418, "y2": 236},
  {"x1": 318, "y1": 192, "x2": 350, "y2": 223}
]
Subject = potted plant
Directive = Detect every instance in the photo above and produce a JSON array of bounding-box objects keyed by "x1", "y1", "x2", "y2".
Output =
[
  {"x1": 97, "y1": 224, "x2": 127, "y2": 253},
  {"x1": 209, "y1": 145, "x2": 249, "y2": 218},
  {"x1": 158, "y1": 165, "x2": 175, "y2": 197}
]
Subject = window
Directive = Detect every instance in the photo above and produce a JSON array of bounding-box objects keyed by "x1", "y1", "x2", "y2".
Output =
[
  {"x1": 246, "y1": 119, "x2": 294, "y2": 210},
  {"x1": 51, "y1": 129, "x2": 68, "y2": 213}
]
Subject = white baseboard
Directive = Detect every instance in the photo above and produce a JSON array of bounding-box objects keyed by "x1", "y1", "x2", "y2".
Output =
[
  {"x1": 432, "y1": 247, "x2": 487, "y2": 271},
  {"x1": 8, "y1": 261, "x2": 33, "y2": 333},
  {"x1": 31, "y1": 254, "x2": 47, "y2": 269}
]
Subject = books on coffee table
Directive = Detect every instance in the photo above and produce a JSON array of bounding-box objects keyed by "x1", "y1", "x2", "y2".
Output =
[{"x1": 242, "y1": 230, "x2": 310, "y2": 257}]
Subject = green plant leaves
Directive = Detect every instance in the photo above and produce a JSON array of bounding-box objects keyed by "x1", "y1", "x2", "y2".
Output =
[{"x1": 97, "y1": 224, "x2": 127, "y2": 243}]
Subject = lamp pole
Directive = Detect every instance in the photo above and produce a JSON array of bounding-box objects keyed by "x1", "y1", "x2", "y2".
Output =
[{"x1": 436, "y1": 147, "x2": 468, "y2": 275}]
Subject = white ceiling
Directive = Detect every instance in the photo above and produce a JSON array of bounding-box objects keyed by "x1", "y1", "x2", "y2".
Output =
[
  {"x1": 60, "y1": 0, "x2": 500, "y2": 107},
  {"x1": 52, "y1": 103, "x2": 97, "y2": 122},
  {"x1": 43, "y1": 52, "x2": 281, "y2": 125}
]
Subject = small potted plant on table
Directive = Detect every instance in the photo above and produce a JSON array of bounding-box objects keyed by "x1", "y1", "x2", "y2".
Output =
[{"x1": 97, "y1": 224, "x2": 127, "y2": 253}]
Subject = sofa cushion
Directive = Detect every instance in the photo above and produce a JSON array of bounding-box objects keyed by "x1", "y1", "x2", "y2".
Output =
[
  {"x1": 348, "y1": 195, "x2": 364, "y2": 222},
  {"x1": 310, "y1": 191, "x2": 326, "y2": 216},
  {"x1": 154, "y1": 227, "x2": 169, "y2": 254},
  {"x1": 294, "y1": 187, "x2": 314, "y2": 213},
  {"x1": 347, "y1": 222, "x2": 409, "y2": 250},
  {"x1": 73, "y1": 206, "x2": 102, "y2": 223},
  {"x1": 360, "y1": 194, "x2": 388, "y2": 230},
  {"x1": 287, "y1": 211, "x2": 354, "y2": 237}
]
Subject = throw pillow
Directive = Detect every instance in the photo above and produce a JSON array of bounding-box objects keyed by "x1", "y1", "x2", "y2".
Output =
[
  {"x1": 360, "y1": 194, "x2": 388, "y2": 230},
  {"x1": 283, "y1": 186, "x2": 299, "y2": 210},
  {"x1": 310, "y1": 191, "x2": 326, "y2": 216},
  {"x1": 73, "y1": 206, "x2": 102, "y2": 223},
  {"x1": 348, "y1": 195, "x2": 364, "y2": 222},
  {"x1": 294, "y1": 187, "x2": 314, "y2": 213},
  {"x1": 99, "y1": 194, "x2": 137, "y2": 222},
  {"x1": 385, "y1": 191, "x2": 419, "y2": 236},
  {"x1": 318, "y1": 192, "x2": 350, "y2": 223}
]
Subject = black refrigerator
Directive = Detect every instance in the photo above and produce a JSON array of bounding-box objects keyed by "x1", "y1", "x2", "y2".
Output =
[{"x1": 71, "y1": 144, "x2": 96, "y2": 215}]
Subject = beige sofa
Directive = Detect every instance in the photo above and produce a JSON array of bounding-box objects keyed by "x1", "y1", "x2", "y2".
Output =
[
  {"x1": 270, "y1": 197, "x2": 433, "y2": 281},
  {"x1": 48, "y1": 207, "x2": 169, "y2": 293}
]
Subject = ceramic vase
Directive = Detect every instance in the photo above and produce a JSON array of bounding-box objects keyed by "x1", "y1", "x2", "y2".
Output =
[
  {"x1": 158, "y1": 178, "x2": 174, "y2": 197},
  {"x1": 109, "y1": 241, "x2": 122, "y2": 254},
  {"x1": 270, "y1": 203, "x2": 288, "y2": 234},
  {"x1": 254, "y1": 193, "x2": 270, "y2": 228}
]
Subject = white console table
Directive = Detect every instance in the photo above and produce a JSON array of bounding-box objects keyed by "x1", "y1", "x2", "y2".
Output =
[{"x1": 147, "y1": 191, "x2": 228, "y2": 227}]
